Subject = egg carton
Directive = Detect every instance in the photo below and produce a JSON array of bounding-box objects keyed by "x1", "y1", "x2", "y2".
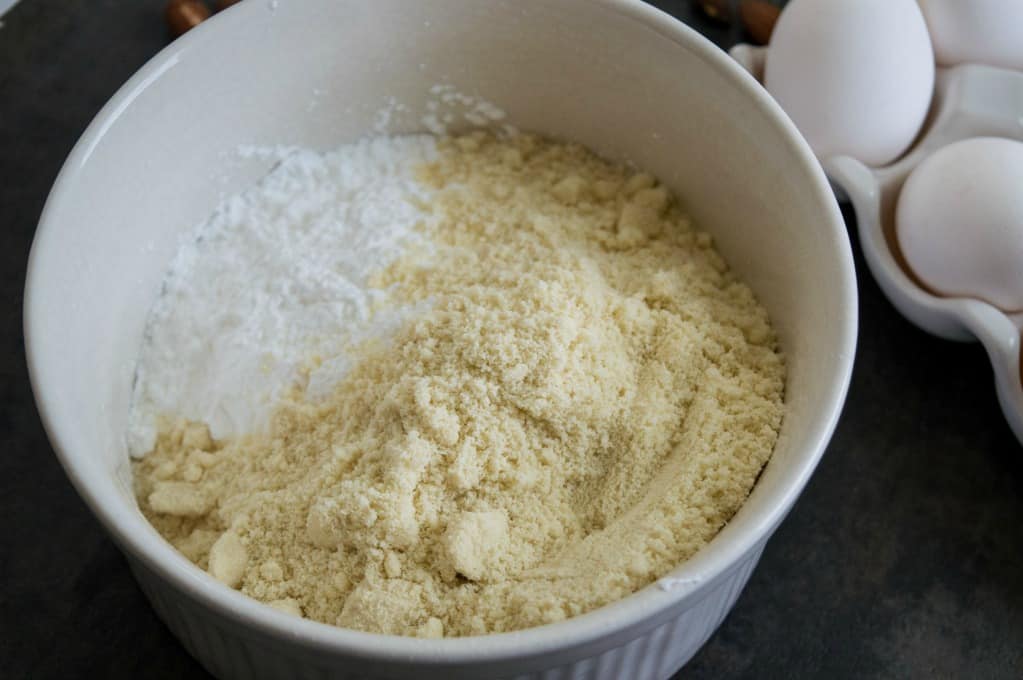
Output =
[{"x1": 731, "y1": 44, "x2": 1023, "y2": 444}]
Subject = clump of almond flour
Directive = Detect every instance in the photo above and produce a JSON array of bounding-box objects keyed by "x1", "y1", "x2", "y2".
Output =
[{"x1": 133, "y1": 132, "x2": 785, "y2": 638}]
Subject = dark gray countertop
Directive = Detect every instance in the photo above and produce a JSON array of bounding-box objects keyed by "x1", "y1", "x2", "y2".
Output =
[{"x1": 3, "y1": 1, "x2": 1022, "y2": 678}]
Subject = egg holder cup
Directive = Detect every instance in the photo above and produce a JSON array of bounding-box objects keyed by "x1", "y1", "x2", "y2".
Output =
[{"x1": 731, "y1": 44, "x2": 1023, "y2": 444}]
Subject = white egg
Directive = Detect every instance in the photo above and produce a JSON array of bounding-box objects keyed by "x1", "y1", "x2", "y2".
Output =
[
  {"x1": 918, "y1": 0, "x2": 1023, "y2": 71},
  {"x1": 764, "y1": 0, "x2": 935, "y2": 167},
  {"x1": 897, "y1": 137, "x2": 1023, "y2": 312}
]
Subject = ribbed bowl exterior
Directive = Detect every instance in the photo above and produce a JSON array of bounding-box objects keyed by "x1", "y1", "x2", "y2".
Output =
[{"x1": 129, "y1": 543, "x2": 765, "y2": 680}]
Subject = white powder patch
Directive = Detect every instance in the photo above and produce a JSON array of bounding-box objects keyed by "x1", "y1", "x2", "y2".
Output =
[
  {"x1": 419, "y1": 84, "x2": 514, "y2": 137},
  {"x1": 127, "y1": 135, "x2": 438, "y2": 456}
]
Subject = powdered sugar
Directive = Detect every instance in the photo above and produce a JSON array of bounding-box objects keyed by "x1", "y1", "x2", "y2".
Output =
[
  {"x1": 127, "y1": 135, "x2": 438, "y2": 456},
  {"x1": 420, "y1": 84, "x2": 514, "y2": 137}
]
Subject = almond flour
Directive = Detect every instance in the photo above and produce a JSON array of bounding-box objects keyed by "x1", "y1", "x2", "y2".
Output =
[{"x1": 133, "y1": 133, "x2": 785, "y2": 637}]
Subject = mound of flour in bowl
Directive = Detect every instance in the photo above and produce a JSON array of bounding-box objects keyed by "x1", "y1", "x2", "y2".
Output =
[
  {"x1": 132, "y1": 132, "x2": 785, "y2": 638},
  {"x1": 127, "y1": 135, "x2": 438, "y2": 456}
]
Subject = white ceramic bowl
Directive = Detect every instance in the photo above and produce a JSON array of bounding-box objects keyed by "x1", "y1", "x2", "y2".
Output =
[{"x1": 25, "y1": 1, "x2": 857, "y2": 678}]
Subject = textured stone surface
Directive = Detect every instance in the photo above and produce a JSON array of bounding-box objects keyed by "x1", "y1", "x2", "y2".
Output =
[{"x1": 3, "y1": 1, "x2": 1022, "y2": 678}]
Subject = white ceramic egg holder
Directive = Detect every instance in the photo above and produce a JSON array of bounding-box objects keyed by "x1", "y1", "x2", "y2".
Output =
[{"x1": 731, "y1": 44, "x2": 1023, "y2": 444}]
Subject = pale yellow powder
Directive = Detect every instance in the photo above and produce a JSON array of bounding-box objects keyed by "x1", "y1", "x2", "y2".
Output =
[{"x1": 133, "y1": 133, "x2": 785, "y2": 637}]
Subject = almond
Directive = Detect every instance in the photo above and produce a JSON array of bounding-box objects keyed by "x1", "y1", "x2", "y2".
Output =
[
  {"x1": 740, "y1": 0, "x2": 781, "y2": 45},
  {"x1": 165, "y1": 0, "x2": 211, "y2": 37},
  {"x1": 697, "y1": 0, "x2": 733, "y2": 24}
]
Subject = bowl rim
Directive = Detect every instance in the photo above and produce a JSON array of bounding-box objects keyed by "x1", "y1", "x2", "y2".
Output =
[{"x1": 24, "y1": 0, "x2": 858, "y2": 666}]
